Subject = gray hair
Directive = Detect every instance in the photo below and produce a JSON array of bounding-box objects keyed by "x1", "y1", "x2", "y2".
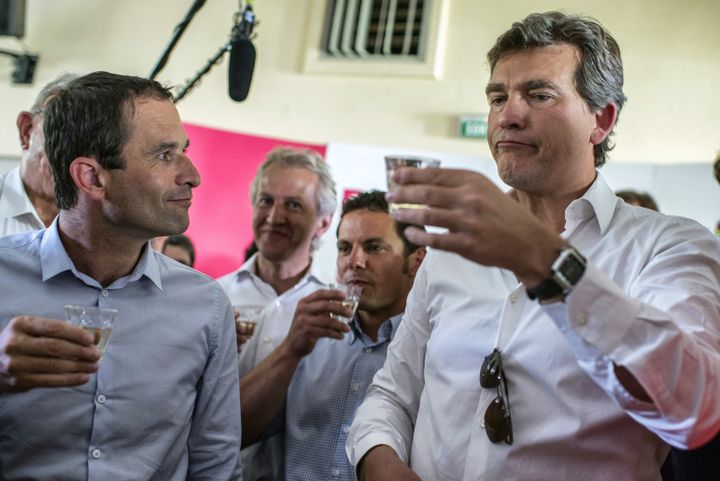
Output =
[
  {"x1": 487, "y1": 11, "x2": 626, "y2": 167},
  {"x1": 250, "y1": 147, "x2": 337, "y2": 217},
  {"x1": 29, "y1": 72, "x2": 80, "y2": 114}
]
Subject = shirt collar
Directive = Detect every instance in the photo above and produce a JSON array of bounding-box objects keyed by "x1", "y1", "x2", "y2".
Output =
[
  {"x1": 40, "y1": 217, "x2": 163, "y2": 290},
  {"x1": 237, "y1": 252, "x2": 332, "y2": 286},
  {"x1": 0, "y1": 167, "x2": 38, "y2": 220},
  {"x1": 349, "y1": 311, "x2": 403, "y2": 346},
  {"x1": 563, "y1": 171, "x2": 616, "y2": 236}
]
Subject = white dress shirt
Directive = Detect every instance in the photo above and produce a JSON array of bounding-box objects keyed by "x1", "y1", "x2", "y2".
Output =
[
  {"x1": 0, "y1": 167, "x2": 46, "y2": 236},
  {"x1": 218, "y1": 253, "x2": 332, "y2": 481},
  {"x1": 347, "y1": 173, "x2": 720, "y2": 481}
]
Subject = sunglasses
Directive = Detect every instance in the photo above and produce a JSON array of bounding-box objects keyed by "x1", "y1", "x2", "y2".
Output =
[{"x1": 480, "y1": 348, "x2": 513, "y2": 444}]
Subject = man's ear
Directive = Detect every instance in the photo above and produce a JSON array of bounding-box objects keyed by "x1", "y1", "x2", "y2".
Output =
[
  {"x1": 16, "y1": 111, "x2": 33, "y2": 150},
  {"x1": 314, "y1": 213, "x2": 333, "y2": 239},
  {"x1": 68, "y1": 157, "x2": 107, "y2": 201},
  {"x1": 406, "y1": 247, "x2": 426, "y2": 277},
  {"x1": 590, "y1": 102, "x2": 618, "y2": 146}
]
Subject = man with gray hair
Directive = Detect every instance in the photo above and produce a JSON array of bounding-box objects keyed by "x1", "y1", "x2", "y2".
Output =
[
  {"x1": 0, "y1": 73, "x2": 77, "y2": 236},
  {"x1": 348, "y1": 11, "x2": 720, "y2": 480},
  {"x1": 218, "y1": 146, "x2": 337, "y2": 481}
]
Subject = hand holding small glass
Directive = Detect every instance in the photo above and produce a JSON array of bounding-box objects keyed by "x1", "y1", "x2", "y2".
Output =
[
  {"x1": 234, "y1": 306, "x2": 263, "y2": 352},
  {"x1": 64, "y1": 305, "x2": 118, "y2": 358},
  {"x1": 385, "y1": 155, "x2": 441, "y2": 212},
  {"x1": 0, "y1": 315, "x2": 101, "y2": 392}
]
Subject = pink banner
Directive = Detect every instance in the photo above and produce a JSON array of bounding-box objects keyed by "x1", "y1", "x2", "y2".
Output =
[{"x1": 183, "y1": 122, "x2": 326, "y2": 278}]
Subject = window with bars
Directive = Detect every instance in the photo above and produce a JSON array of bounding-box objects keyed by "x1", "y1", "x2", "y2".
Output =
[{"x1": 321, "y1": 0, "x2": 431, "y2": 59}]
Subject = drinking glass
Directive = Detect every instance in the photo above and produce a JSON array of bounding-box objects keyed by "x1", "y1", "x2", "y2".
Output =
[
  {"x1": 234, "y1": 306, "x2": 263, "y2": 339},
  {"x1": 384, "y1": 155, "x2": 441, "y2": 212},
  {"x1": 64, "y1": 305, "x2": 118, "y2": 357},
  {"x1": 329, "y1": 283, "x2": 363, "y2": 324}
]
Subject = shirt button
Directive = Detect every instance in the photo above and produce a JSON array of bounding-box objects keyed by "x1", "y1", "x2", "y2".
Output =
[
  {"x1": 577, "y1": 314, "x2": 588, "y2": 326},
  {"x1": 342, "y1": 424, "x2": 350, "y2": 433},
  {"x1": 274, "y1": 300, "x2": 281, "y2": 307},
  {"x1": 101, "y1": 290, "x2": 109, "y2": 297},
  {"x1": 509, "y1": 292, "x2": 519, "y2": 303},
  {"x1": 364, "y1": 347, "x2": 372, "y2": 353},
  {"x1": 263, "y1": 336, "x2": 272, "y2": 343},
  {"x1": 351, "y1": 383, "x2": 361, "y2": 391},
  {"x1": 332, "y1": 468, "x2": 340, "y2": 477},
  {"x1": 91, "y1": 449, "x2": 102, "y2": 459},
  {"x1": 96, "y1": 394, "x2": 106, "y2": 404}
]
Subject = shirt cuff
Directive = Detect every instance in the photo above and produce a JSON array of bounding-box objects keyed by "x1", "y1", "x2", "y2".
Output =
[
  {"x1": 346, "y1": 432, "x2": 409, "y2": 468},
  {"x1": 544, "y1": 262, "x2": 641, "y2": 358}
]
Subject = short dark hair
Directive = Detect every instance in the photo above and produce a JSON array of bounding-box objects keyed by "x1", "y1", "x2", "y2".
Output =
[
  {"x1": 337, "y1": 190, "x2": 422, "y2": 256},
  {"x1": 44, "y1": 71, "x2": 173, "y2": 209},
  {"x1": 487, "y1": 11, "x2": 626, "y2": 167},
  {"x1": 162, "y1": 234, "x2": 196, "y2": 266}
]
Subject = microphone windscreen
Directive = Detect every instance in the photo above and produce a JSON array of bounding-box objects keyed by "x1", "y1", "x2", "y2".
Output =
[{"x1": 228, "y1": 36, "x2": 256, "y2": 102}]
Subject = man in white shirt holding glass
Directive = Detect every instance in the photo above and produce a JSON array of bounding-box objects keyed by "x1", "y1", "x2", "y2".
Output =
[
  {"x1": 218, "y1": 146, "x2": 337, "y2": 481},
  {"x1": 347, "y1": 11, "x2": 720, "y2": 481}
]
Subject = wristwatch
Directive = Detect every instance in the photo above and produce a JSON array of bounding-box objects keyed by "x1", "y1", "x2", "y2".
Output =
[{"x1": 526, "y1": 246, "x2": 587, "y2": 301}]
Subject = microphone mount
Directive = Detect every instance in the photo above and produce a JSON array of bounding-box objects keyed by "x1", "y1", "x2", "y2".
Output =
[
  {"x1": 148, "y1": 0, "x2": 208, "y2": 80},
  {"x1": 173, "y1": 2, "x2": 257, "y2": 103}
]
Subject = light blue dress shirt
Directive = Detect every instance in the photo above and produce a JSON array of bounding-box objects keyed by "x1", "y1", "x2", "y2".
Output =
[
  {"x1": 283, "y1": 313, "x2": 401, "y2": 481},
  {"x1": 0, "y1": 220, "x2": 243, "y2": 481}
]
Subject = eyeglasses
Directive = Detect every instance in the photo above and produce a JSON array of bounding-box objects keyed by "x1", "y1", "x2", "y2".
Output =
[{"x1": 480, "y1": 348, "x2": 513, "y2": 444}]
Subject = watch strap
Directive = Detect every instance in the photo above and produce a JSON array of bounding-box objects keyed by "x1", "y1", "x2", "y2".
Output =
[{"x1": 526, "y1": 246, "x2": 586, "y2": 301}]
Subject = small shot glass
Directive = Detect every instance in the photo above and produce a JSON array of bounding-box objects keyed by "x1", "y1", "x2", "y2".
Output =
[
  {"x1": 384, "y1": 155, "x2": 441, "y2": 212},
  {"x1": 329, "y1": 283, "x2": 363, "y2": 324},
  {"x1": 64, "y1": 305, "x2": 118, "y2": 358}
]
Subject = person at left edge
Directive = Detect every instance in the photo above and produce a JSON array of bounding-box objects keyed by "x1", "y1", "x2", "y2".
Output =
[
  {"x1": 0, "y1": 73, "x2": 78, "y2": 236},
  {"x1": 0, "y1": 72, "x2": 242, "y2": 481}
]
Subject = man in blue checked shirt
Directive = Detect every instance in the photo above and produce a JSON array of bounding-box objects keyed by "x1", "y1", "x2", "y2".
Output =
[{"x1": 239, "y1": 190, "x2": 425, "y2": 480}]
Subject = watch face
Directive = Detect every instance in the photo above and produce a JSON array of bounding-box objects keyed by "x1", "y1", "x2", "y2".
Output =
[{"x1": 558, "y1": 251, "x2": 586, "y2": 285}]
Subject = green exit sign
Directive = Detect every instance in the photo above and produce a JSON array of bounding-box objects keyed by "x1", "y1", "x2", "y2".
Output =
[{"x1": 458, "y1": 115, "x2": 488, "y2": 139}]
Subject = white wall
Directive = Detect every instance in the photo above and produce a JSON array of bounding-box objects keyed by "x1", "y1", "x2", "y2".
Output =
[
  {"x1": 0, "y1": 0, "x2": 718, "y2": 164},
  {"x1": 0, "y1": 157, "x2": 19, "y2": 174}
]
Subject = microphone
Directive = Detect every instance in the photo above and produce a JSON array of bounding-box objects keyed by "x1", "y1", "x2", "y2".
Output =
[{"x1": 228, "y1": 4, "x2": 256, "y2": 102}]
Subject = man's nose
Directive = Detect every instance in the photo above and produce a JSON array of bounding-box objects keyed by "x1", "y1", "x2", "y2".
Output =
[
  {"x1": 179, "y1": 153, "x2": 201, "y2": 188},
  {"x1": 497, "y1": 95, "x2": 527, "y2": 130},
  {"x1": 347, "y1": 247, "x2": 367, "y2": 269},
  {"x1": 266, "y1": 204, "x2": 285, "y2": 224}
]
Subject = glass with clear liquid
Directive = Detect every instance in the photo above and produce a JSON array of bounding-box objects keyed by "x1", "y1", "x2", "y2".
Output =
[
  {"x1": 385, "y1": 155, "x2": 441, "y2": 212},
  {"x1": 330, "y1": 284, "x2": 363, "y2": 324},
  {"x1": 64, "y1": 305, "x2": 118, "y2": 357},
  {"x1": 234, "y1": 306, "x2": 263, "y2": 339}
]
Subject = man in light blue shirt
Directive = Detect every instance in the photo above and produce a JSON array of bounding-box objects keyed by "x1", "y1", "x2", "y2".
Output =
[
  {"x1": 0, "y1": 72, "x2": 242, "y2": 480},
  {"x1": 240, "y1": 191, "x2": 425, "y2": 480}
]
